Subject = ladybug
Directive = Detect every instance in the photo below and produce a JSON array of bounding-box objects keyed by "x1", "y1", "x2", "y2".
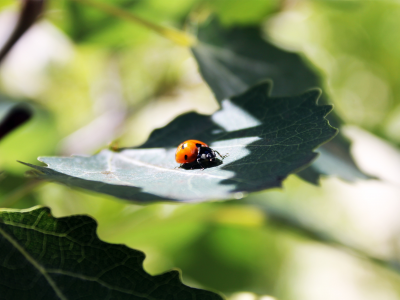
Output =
[{"x1": 175, "y1": 139, "x2": 227, "y2": 170}]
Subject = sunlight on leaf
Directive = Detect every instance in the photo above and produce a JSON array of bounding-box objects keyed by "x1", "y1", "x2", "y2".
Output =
[
  {"x1": 21, "y1": 82, "x2": 337, "y2": 202},
  {"x1": 192, "y1": 19, "x2": 369, "y2": 184}
]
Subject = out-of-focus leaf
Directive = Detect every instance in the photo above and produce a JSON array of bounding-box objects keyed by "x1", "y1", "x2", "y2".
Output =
[
  {"x1": 0, "y1": 174, "x2": 39, "y2": 209},
  {"x1": 191, "y1": 20, "x2": 369, "y2": 184},
  {"x1": 174, "y1": 221, "x2": 284, "y2": 294},
  {"x1": 283, "y1": 1, "x2": 400, "y2": 144},
  {"x1": 0, "y1": 0, "x2": 45, "y2": 63},
  {"x1": 21, "y1": 82, "x2": 336, "y2": 202},
  {"x1": 205, "y1": 0, "x2": 279, "y2": 26},
  {"x1": 64, "y1": 0, "x2": 140, "y2": 43},
  {"x1": 0, "y1": 100, "x2": 32, "y2": 141},
  {"x1": 59, "y1": 0, "x2": 198, "y2": 46},
  {"x1": 0, "y1": 1, "x2": 14, "y2": 10},
  {"x1": 0, "y1": 206, "x2": 223, "y2": 299}
]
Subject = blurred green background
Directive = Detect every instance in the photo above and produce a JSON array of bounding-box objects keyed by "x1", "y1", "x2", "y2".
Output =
[{"x1": 1, "y1": 0, "x2": 400, "y2": 299}]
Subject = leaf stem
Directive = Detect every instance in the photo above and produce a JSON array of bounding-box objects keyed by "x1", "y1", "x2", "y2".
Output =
[{"x1": 70, "y1": 0, "x2": 197, "y2": 47}]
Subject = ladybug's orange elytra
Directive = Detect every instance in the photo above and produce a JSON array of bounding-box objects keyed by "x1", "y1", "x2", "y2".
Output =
[
  {"x1": 175, "y1": 140, "x2": 208, "y2": 164},
  {"x1": 175, "y1": 139, "x2": 227, "y2": 170}
]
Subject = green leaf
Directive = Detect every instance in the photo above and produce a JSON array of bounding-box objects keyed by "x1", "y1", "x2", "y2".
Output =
[
  {"x1": 205, "y1": 0, "x2": 279, "y2": 26},
  {"x1": 21, "y1": 82, "x2": 337, "y2": 202},
  {"x1": 59, "y1": 0, "x2": 198, "y2": 46},
  {"x1": 191, "y1": 20, "x2": 369, "y2": 184},
  {"x1": 0, "y1": 174, "x2": 39, "y2": 209},
  {"x1": 0, "y1": 99, "x2": 32, "y2": 142},
  {"x1": 63, "y1": 0, "x2": 141, "y2": 44},
  {"x1": 0, "y1": 206, "x2": 223, "y2": 299}
]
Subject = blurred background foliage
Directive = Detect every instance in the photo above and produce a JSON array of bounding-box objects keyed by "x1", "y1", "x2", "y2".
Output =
[{"x1": 1, "y1": 0, "x2": 400, "y2": 299}]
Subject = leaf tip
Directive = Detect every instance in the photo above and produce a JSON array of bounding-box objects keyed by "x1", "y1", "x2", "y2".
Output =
[
  {"x1": 17, "y1": 160, "x2": 46, "y2": 177},
  {"x1": 302, "y1": 88, "x2": 322, "y2": 104},
  {"x1": 17, "y1": 160, "x2": 32, "y2": 167}
]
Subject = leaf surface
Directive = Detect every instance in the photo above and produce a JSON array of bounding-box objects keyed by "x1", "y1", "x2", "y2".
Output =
[
  {"x1": 0, "y1": 206, "x2": 222, "y2": 299},
  {"x1": 22, "y1": 82, "x2": 336, "y2": 202},
  {"x1": 191, "y1": 20, "x2": 369, "y2": 183}
]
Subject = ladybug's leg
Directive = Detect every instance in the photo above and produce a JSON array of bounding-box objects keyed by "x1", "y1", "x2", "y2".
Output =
[
  {"x1": 196, "y1": 158, "x2": 205, "y2": 170},
  {"x1": 214, "y1": 150, "x2": 228, "y2": 159},
  {"x1": 196, "y1": 146, "x2": 205, "y2": 170}
]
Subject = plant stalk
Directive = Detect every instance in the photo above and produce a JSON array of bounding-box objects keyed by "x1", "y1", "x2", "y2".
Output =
[{"x1": 70, "y1": 0, "x2": 197, "y2": 47}]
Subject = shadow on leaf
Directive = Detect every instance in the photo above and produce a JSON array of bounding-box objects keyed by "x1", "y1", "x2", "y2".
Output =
[{"x1": 21, "y1": 82, "x2": 336, "y2": 202}]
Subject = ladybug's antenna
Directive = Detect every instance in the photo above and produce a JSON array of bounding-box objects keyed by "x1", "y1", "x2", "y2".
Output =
[{"x1": 214, "y1": 150, "x2": 228, "y2": 160}]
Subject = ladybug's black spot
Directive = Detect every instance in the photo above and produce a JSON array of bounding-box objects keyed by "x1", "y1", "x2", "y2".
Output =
[{"x1": 184, "y1": 155, "x2": 188, "y2": 160}]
